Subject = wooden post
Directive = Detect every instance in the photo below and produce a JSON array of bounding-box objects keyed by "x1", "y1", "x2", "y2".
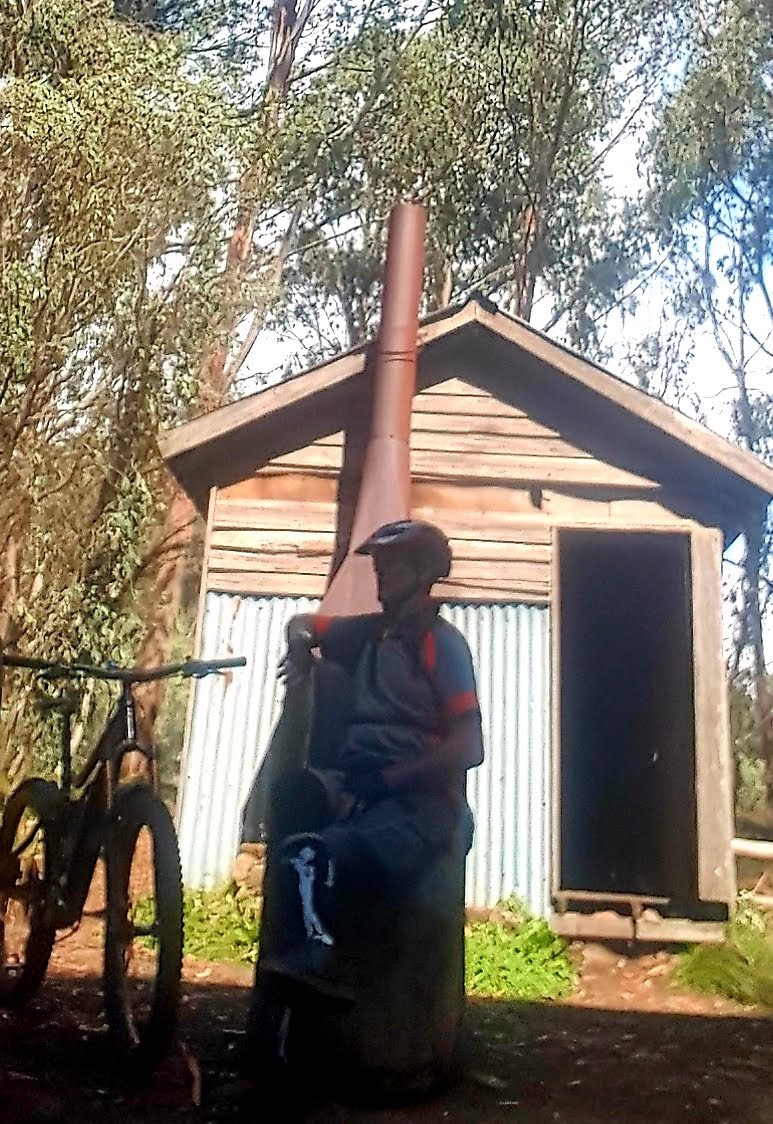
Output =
[
  {"x1": 732, "y1": 837, "x2": 773, "y2": 862},
  {"x1": 691, "y1": 527, "x2": 736, "y2": 904}
]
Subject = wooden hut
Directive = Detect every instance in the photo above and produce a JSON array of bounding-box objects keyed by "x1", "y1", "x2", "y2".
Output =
[{"x1": 162, "y1": 296, "x2": 773, "y2": 943}]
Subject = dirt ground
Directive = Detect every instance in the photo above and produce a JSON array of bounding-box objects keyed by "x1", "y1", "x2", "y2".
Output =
[{"x1": 1, "y1": 915, "x2": 772, "y2": 1124}]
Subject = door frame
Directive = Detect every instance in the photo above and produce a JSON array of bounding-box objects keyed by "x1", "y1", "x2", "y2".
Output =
[{"x1": 549, "y1": 521, "x2": 731, "y2": 919}]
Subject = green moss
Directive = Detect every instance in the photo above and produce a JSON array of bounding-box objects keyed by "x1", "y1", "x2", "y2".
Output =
[{"x1": 675, "y1": 899, "x2": 773, "y2": 1008}]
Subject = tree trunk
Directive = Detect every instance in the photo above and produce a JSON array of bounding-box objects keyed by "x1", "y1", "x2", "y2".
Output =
[
  {"x1": 733, "y1": 364, "x2": 773, "y2": 804},
  {"x1": 512, "y1": 203, "x2": 540, "y2": 321},
  {"x1": 133, "y1": 490, "x2": 198, "y2": 737},
  {"x1": 745, "y1": 514, "x2": 773, "y2": 804},
  {"x1": 131, "y1": 0, "x2": 312, "y2": 746},
  {"x1": 0, "y1": 534, "x2": 18, "y2": 645}
]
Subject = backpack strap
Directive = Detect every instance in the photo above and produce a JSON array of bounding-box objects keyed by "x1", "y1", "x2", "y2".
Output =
[{"x1": 420, "y1": 623, "x2": 450, "y2": 737}]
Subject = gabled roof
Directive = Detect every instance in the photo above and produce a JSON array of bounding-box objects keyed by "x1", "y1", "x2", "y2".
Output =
[
  {"x1": 160, "y1": 297, "x2": 773, "y2": 516},
  {"x1": 160, "y1": 300, "x2": 474, "y2": 465}
]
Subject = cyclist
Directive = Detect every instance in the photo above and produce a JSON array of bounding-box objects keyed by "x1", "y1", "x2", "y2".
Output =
[{"x1": 258, "y1": 519, "x2": 484, "y2": 1002}]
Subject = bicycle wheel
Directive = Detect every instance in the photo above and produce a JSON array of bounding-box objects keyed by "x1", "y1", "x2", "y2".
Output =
[
  {"x1": 103, "y1": 783, "x2": 183, "y2": 1068},
  {"x1": 0, "y1": 779, "x2": 59, "y2": 1006}
]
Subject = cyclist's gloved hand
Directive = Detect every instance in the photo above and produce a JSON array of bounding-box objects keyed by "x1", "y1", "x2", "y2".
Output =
[
  {"x1": 345, "y1": 769, "x2": 388, "y2": 804},
  {"x1": 279, "y1": 623, "x2": 315, "y2": 688}
]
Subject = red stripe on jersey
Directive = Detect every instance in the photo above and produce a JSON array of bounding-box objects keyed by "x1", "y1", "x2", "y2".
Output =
[
  {"x1": 312, "y1": 614, "x2": 334, "y2": 639},
  {"x1": 422, "y1": 629, "x2": 437, "y2": 674},
  {"x1": 446, "y1": 690, "x2": 479, "y2": 719}
]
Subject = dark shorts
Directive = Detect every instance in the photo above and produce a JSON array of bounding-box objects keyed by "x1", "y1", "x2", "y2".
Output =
[
  {"x1": 324, "y1": 791, "x2": 472, "y2": 886},
  {"x1": 269, "y1": 768, "x2": 473, "y2": 890}
]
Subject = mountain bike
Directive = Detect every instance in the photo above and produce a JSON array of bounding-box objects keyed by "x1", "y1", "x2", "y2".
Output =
[{"x1": 0, "y1": 652, "x2": 245, "y2": 1069}]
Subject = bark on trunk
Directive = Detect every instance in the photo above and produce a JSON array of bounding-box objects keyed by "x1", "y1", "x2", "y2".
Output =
[
  {"x1": 511, "y1": 204, "x2": 540, "y2": 321},
  {"x1": 130, "y1": 0, "x2": 311, "y2": 748},
  {"x1": 733, "y1": 366, "x2": 773, "y2": 804},
  {"x1": 745, "y1": 514, "x2": 773, "y2": 804}
]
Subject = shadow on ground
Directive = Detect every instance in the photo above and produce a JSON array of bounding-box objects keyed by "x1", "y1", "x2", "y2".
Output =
[{"x1": 1, "y1": 971, "x2": 771, "y2": 1123}]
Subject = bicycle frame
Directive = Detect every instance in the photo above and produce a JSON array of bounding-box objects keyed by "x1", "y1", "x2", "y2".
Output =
[
  {"x1": 38, "y1": 683, "x2": 162, "y2": 928},
  {"x1": 1, "y1": 648, "x2": 245, "y2": 1061},
  {"x1": 1, "y1": 651, "x2": 245, "y2": 925},
  {"x1": 75, "y1": 682, "x2": 159, "y2": 795}
]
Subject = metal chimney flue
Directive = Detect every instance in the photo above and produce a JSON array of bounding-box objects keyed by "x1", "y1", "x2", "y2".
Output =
[{"x1": 321, "y1": 201, "x2": 426, "y2": 615}]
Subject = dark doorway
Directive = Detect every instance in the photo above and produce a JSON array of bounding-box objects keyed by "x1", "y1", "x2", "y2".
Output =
[{"x1": 558, "y1": 531, "x2": 697, "y2": 904}]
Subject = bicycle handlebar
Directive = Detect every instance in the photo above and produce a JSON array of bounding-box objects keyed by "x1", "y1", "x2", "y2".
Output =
[{"x1": 2, "y1": 653, "x2": 246, "y2": 684}]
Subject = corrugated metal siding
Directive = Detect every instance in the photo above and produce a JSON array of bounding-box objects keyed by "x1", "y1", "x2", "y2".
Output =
[
  {"x1": 176, "y1": 594, "x2": 320, "y2": 889},
  {"x1": 177, "y1": 594, "x2": 552, "y2": 917},
  {"x1": 440, "y1": 604, "x2": 552, "y2": 917}
]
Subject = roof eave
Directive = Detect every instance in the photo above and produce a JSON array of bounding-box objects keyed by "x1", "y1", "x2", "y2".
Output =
[
  {"x1": 472, "y1": 303, "x2": 773, "y2": 501},
  {"x1": 159, "y1": 296, "x2": 773, "y2": 505}
]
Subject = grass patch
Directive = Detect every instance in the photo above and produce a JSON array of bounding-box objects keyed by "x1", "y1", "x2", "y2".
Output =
[
  {"x1": 135, "y1": 886, "x2": 261, "y2": 964},
  {"x1": 181, "y1": 887, "x2": 262, "y2": 963},
  {"x1": 465, "y1": 915, "x2": 576, "y2": 1001},
  {"x1": 674, "y1": 897, "x2": 773, "y2": 1008}
]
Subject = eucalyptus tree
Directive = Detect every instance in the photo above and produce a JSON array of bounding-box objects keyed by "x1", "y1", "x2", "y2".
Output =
[{"x1": 649, "y1": 0, "x2": 773, "y2": 796}]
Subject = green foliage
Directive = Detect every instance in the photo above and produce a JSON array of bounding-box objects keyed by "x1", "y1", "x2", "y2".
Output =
[
  {"x1": 180, "y1": 886, "x2": 262, "y2": 963},
  {"x1": 736, "y1": 752, "x2": 767, "y2": 817},
  {"x1": 651, "y1": 0, "x2": 771, "y2": 238},
  {"x1": 648, "y1": 0, "x2": 773, "y2": 427},
  {"x1": 275, "y1": 0, "x2": 691, "y2": 362},
  {"x1": 465, "y1": 917, "x2": 577, "y2": 1001},
  {"x1": 0, "y1": 0, "x2": 244, "y2": 789},
  {"x1": 647, "y1": 0, "x2": 773, "y2": 685},
  {"x1": 675, "y1": 897, "x2": 773, "y2": 1008},
  {"x1": 136, "y1": 885, "x2": 261, "y2": 962},
  {"x1": 730, "y1": 681, "x2": 768, "y2": 816}
]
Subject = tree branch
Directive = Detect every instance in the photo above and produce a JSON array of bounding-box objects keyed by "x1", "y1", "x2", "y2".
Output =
[{"x1": 223, "y1": 200, "x2": 305, "y2": 384}]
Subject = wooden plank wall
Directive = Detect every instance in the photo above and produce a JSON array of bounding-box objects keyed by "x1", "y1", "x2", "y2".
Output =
[
  {"x1": 411, "y1": 380, "x2": 659, "y2": 490},
  {"x1": 205, "y1": 376, "x2": 697, "y2": 603},
  {"x1": 209, "y1": 444, "x2": 343, "y2": 597}
]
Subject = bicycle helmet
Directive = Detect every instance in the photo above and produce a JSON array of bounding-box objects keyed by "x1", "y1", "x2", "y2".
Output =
[{"x1": 355, "y1": 519, "x2": 452, "y2": 581}]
